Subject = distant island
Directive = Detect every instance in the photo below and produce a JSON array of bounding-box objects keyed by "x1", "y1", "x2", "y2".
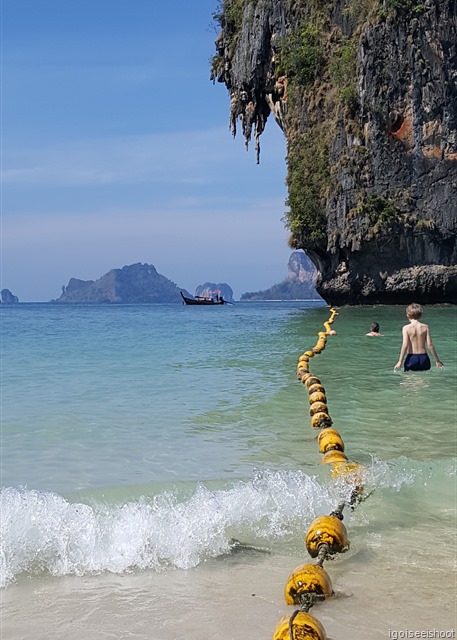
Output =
[
  {"x1": 51, "y1": 263, "x2": 235, "y2": 304},
  {"x1": 1, "y1": 289, "x2": 19, "y2": 304},
  {"x1": 52, "y1": 263, "x2": 191, "y2": 303},
  {"x1": 10, "y1": 256, "x2": 320, "y2": 304},
  {"x1": 241, "y1": 251, "x2": 322, "y2": 301},
  {"x1": 195, "y1": 282, "x2": 234, "y2": 303}
]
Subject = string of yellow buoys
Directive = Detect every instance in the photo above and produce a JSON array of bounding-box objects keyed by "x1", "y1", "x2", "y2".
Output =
[{"x1": 272, "y1": 308, "x2": 367, "y2": 640}]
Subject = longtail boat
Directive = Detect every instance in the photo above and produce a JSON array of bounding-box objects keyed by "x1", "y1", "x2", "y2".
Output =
[{"x1": 180, "y1": 292, "x2": 227, "y2": 305}]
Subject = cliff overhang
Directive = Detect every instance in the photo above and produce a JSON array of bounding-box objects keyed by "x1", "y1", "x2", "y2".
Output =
[{"x1": 212, "y1": 0, "x2": 457, "y2": 304}]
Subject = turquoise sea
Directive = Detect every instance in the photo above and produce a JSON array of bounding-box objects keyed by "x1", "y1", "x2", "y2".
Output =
[{"x1": 1, "y1": 301, "x2": 456, "y2": 639}]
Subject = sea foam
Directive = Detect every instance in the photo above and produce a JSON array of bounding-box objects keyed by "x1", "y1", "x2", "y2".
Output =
[{"x1": 0, "y1": 461, "x2": 437, "y2": 588}]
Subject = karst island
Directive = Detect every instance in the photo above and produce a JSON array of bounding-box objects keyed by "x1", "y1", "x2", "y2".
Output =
[{"x1": 211, "y1": 0, "x2": 457, "y2": 304}]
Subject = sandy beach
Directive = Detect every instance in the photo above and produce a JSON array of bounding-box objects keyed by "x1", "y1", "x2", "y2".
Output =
[{"x1": 2, "y1": 523, "x2": 455, "y2": 640}]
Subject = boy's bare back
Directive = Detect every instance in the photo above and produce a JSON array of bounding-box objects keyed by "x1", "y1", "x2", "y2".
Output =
[{"x1": 402, "y1": 320, "x2": 429, "y2": 354}]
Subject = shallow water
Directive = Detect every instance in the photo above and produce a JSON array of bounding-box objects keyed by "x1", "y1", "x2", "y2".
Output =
[{"x1": 1, "y1": 302, "x2": 456, "y2": 638}]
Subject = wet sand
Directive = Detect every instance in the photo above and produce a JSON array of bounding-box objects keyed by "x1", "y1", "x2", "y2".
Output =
[{"x1": 2, "y1": 538, "x2": 455, "y2": 640}]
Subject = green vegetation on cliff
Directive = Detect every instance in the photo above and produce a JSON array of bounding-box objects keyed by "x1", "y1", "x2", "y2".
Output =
[
  {"x1": 286, "y1": 131, "x2": 329, "y2": 245},
  {"x1": 277, "y1": 25, "x2": 323, "y2": 85}
]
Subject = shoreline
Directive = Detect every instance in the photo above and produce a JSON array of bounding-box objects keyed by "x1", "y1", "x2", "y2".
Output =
[{"x1": 2, "y1": 545, "x2": 455, "y2": 640}]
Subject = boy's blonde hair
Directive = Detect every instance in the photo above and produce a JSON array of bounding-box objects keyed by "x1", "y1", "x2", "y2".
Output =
[{"x1": 406, "y1": 303, "x2": 422, "y2": 319}]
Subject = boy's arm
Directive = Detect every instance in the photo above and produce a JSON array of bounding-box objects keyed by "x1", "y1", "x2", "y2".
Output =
[
  {"x1": 426, "y1": 326, "x2": 444, "y2": 368},
  {"x1": 394, "y1": 326, "x2": 409, "y2": 370}
]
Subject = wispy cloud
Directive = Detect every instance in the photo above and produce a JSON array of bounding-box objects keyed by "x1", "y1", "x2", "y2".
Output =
[{"x1": 2, "y1": 126, "x2": 285, "y2": 187}]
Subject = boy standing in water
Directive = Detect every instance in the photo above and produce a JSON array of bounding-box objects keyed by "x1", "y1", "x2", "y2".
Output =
[{"x1": 394, "y1": 303, "x2": 443, "y2": 371}]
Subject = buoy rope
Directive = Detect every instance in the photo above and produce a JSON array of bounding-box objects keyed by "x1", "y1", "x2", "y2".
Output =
[
  {"x1": 297, "y1": 592, "x2": 325, "y2": 612},
  {"x1": 329, "y1": 501, "x2": 346, "y2": 521},
  {"x1": 314, "y1": 544, "x2": 329, "y2": 568},
  {"x1": 272, "y1": 308, "x2": 368, "y2": 640},
  {"x1": 288, "y1": 609, "x2": 300, "y2": 640}
]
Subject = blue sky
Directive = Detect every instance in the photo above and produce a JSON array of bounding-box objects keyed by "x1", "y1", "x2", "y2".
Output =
[{"x1": 2, "y1": 0, "x2": 291, "y2": 302}]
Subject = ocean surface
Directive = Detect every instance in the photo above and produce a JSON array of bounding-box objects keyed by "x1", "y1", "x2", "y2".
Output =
[{"x1": 1, "y1": 301, "x2": 456, "y2": 640}]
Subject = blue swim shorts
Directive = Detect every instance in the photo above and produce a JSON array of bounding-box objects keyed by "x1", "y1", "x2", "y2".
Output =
[{"x1": 404, "y1": 354, "x2": 431, "y2": 372}]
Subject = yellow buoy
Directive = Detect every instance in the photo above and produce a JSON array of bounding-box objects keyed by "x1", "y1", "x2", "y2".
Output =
[
  {"x1": 298, "y1": 355, "x2": 309, "y2": 363},
  {"x1": 307, "y1": 383, "x2": 325, "y2": 394},
  {"x1": 309, "y1": 391, "x2": 327, "y2": 405},
  {"x1": 284, "y1": 563, "x2": 333, "y2": 605},
  {"x1": 272, "y1": 612, "x2": 327, "y2": 640},
  {"x1": 317, "y1": 427, "x2": 338, "y2": 444},
  {"x1": 304, "y1": 376, "x2": 321, "y2": 389},
  {"x1": 311, "y1": 412, "x2": 332, "y2": 428},
  {"x1": 309, "y1": 402, "x2": 328, "y2": 417},
  {"x1": 304, "y1": 350, "x2": 314, "y2": 358},
  {"x1": 317, "y1": 428, "x2": 344, "y2": 453},
  {"x1": 321, "y1": 450, "x2": 348, "y2": 464},
  {"x1": 305, "y1": 515, "x2": 349, "y2": 557},
  {"x1": 318, "y1": 332, "x2": 326, "y2": 338},
  {"x1": 308, "y1": 384, "x2": 326, "y2": 396}
]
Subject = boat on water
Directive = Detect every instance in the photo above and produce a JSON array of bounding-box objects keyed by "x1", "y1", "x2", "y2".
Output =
[{"x1": 180, "y1": 292, "x2": 227, "y2": 305}]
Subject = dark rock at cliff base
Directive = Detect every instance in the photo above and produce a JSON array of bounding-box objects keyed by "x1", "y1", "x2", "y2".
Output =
[
  {"x1": 212, "y1": 0, "x2": 457, "y2": 304},
  {"x1": 1, "y1": 289, "x2": 19, "y2": 304},
  {"x1": 195, "y1": 282, "x2": 234, "y2": 302},
  {"x1": 53, "y1": 263, "x2": 190, "y2": 303},
  {"x1": 241, "y1": 251, "x2": 322, "y2": 301}
]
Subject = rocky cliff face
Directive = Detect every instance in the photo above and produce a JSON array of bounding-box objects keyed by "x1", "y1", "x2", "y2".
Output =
[
  {"x1": 212, "y1": 0, "x2": 457, "y2": 304},
  {"x1": 286, "y1": 250, "x2": 317, "y2": 285},
  {"x1": 241, "y1": 250, "x2": 321, "y2": 299}
]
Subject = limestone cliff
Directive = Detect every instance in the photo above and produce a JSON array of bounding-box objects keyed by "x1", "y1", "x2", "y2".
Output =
[
  {"x1": 195, "y1": 282, "x2": 234, "y2": 302},
  {"x1": 241, "y1": 250, "x2": 322, "y2": 299},
  {"x1": 212, "y1": 0, "x2": 457, "y2": 304}
]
